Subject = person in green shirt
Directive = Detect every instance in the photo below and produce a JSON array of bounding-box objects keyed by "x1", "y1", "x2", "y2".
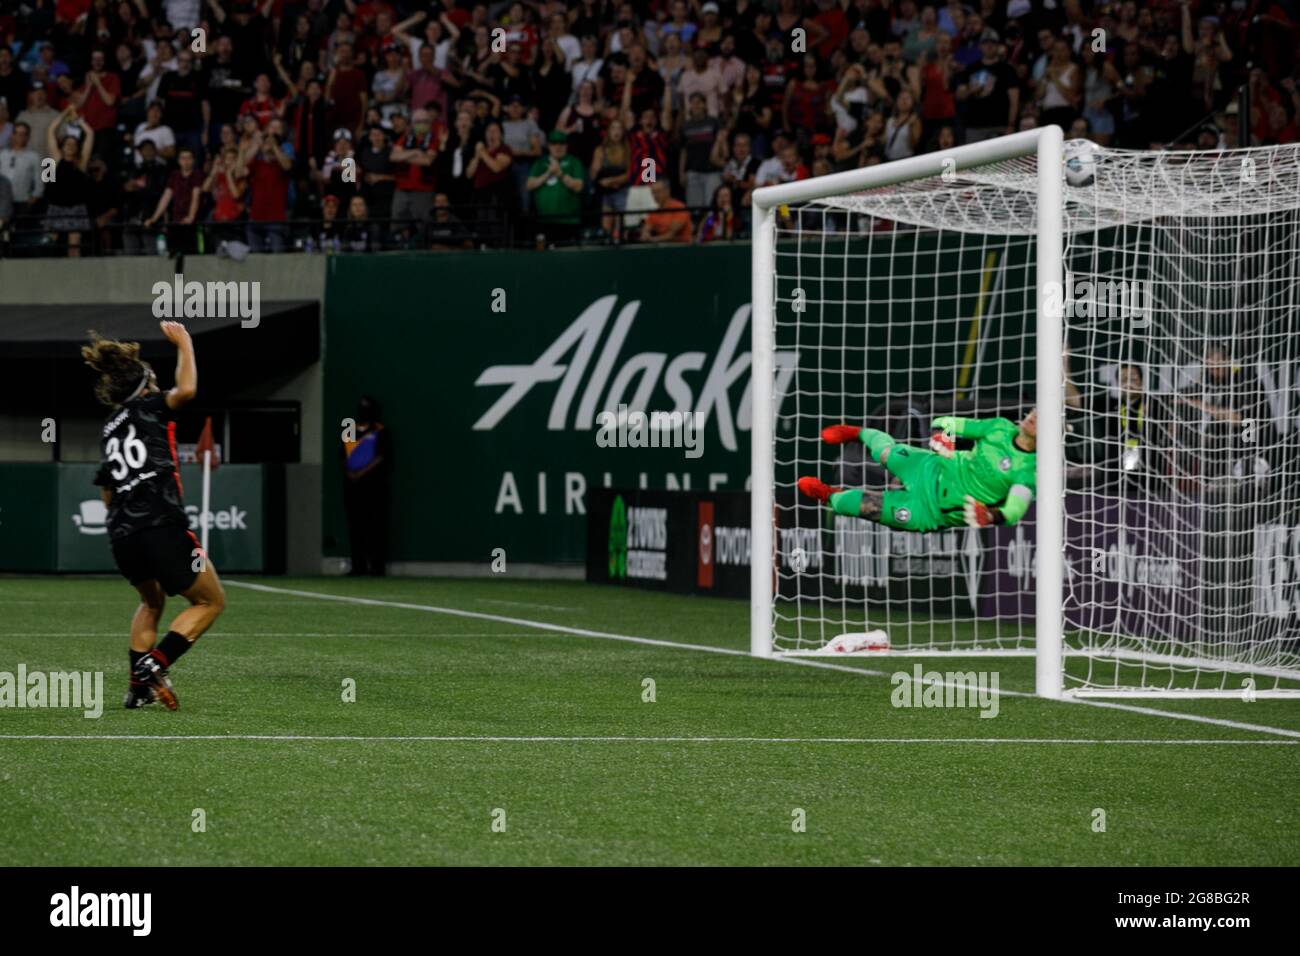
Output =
[
  {"x1": 799, "y1": 410, "x2": 1038, "y2": 531},
  {"x1": 527, "y1": 128, "x2": 585, "y2": 239}
]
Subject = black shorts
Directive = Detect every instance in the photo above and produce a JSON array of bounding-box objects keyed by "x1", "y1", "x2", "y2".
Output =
[{"x1": 110, "y1": 524, "x2": 201, "y2": 596}]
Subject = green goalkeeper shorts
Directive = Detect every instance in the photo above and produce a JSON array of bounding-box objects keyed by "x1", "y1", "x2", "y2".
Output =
[{"x1": 877, "y1": 445, "x2": 967, "y2": 532}]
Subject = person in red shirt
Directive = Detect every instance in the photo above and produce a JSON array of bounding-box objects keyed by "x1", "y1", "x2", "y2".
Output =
[
  {"x1": 203, "y1": 144, "x2": 247, "y2": 243},
  {"x1": 390, "y1": 106, "x2": 440, "y2": 239},
  {"x1": 238, "y1": 73, "x2": 283, "y2": 129},
  {"x1": 352, "y1": 0, "x2": 395, "y2": 33},
  {"x1": 237, "y1": 128, "x2": 293, "y2": 252},
  {"x1": 71, "y1": 50, "x2": 120, "y2": 146},
  {"x1": 325, "y1": 42, "x2": 369, "y2": 137}
]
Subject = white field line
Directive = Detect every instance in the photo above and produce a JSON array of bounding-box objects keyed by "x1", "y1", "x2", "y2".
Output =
[
  {"x1": 2, "y1": 632, "x2": 540, "y2": 638},
  {"x1": 81, "y1": 578, "x2": 1299, "y2": 743},
  {"x1": 0, "y1": 734, "x2": 1292, "y2": 746}
]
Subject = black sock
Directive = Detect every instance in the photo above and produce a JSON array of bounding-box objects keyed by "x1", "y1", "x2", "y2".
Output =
[
  {"x1": 152, "y1": 631, "x2": 194, "y2": 668},
  {"x1": 129, "y1": 649, "x2": 148, "y2": 685}
]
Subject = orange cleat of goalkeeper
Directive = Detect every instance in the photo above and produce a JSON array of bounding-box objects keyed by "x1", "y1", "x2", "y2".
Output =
[{"x1": 798, "y1": 409, "x2": 1038, "y2": 531}]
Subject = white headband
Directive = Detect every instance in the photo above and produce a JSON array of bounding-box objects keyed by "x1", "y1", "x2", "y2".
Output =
[{"x1": 125, "y1": 370, "x2": 151, "y2": 402}]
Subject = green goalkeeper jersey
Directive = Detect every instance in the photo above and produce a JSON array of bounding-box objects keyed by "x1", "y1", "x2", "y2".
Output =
[{"x1": 948, "y1": 416, "x2": 1037, "y2": 514}]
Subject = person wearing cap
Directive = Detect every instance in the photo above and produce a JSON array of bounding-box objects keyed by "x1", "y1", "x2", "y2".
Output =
[
  {"x1": 317, "y1": 126, "x2": 360, "y2": 207},
  {"x1": 956, "y1": 28, "x2": 1019, "y2": 142},
  {"x1": 698, "y1": 2, "x2": 725, "y2": 48},
  {"x1": 390, "y1": 106, "x2": 440, "y2": 240},
  {"x1": 527, "y1": 127, "x2": 584, "y2": 243},
  {"x1": 16, "y1": 83, "x2": 58, "y2": 160}
]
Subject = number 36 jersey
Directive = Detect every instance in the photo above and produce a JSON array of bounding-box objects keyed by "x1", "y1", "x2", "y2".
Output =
[{"x1": 94, "y1": 392, "x2": 189, "y2": 541}]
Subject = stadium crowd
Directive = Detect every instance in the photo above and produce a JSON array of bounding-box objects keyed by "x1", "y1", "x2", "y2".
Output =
[{"x1": 0, "y1": 0, "x2": 1296, "y2": 255}]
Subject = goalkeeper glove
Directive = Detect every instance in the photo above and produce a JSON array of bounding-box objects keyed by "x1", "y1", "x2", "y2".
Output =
[
  {"x1": 963, "y1": 495, "x2": 1005, "y2": 528},
  {"x1": 821, "y1": 424, "x2": 864, "y2": 445},
  {"x1": 931, "y1": 416, "x2": 960, "y2": 434}
]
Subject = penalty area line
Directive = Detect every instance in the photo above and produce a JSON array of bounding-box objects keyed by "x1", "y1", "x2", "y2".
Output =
[
  {"x1": 222, "y1": 580, "x2": 1300, "y2": 741},
  {"x1": 0, "y1": 735, "x2": 1294, "y2": 745}
]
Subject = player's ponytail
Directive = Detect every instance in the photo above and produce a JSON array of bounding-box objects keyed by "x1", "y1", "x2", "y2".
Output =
[{"x1": 81, "y1": 332, "x2": 154, "y2": 407}]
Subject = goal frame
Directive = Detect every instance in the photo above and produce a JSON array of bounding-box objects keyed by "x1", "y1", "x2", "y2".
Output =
[{"x1": 748, "y1": 127, "x2": 1068, "y2": 698}]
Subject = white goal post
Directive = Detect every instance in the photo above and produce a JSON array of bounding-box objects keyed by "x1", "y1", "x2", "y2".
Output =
[{"x1": 749, "y1": 126, "x2": 1300, "y2": 699}]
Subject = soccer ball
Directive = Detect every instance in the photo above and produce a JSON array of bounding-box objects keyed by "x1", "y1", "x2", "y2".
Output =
[{"x1": 1063, "y1": 139, "x2": 1100, "y2": 187}]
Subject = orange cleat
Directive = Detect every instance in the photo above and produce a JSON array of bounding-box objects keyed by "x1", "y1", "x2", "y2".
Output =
[
  {"x1": 797, "y1": 476, "x2": 840, "y2": 503},
  {"x1": 821, "y1": 424, "x2": 863, "y2": 444}
]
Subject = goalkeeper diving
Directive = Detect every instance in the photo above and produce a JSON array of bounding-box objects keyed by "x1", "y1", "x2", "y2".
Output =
[{"x1": 798, "y1": 409, "x2": 1038, "y2": 530}]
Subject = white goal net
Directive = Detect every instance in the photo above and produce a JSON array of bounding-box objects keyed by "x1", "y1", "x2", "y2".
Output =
[{"x1": 751, "y1": 130, "x2": 1300, "y2": 698}]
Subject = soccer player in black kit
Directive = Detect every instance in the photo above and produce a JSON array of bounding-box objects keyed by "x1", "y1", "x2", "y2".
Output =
[{"x1": 82, "y1": 321, "x2": 226, "y2": 710}]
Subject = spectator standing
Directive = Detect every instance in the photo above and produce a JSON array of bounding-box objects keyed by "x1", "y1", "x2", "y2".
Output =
[
  {"x1": 156, "y1": 52, "x2": 204, "y2": 155},
  {"x1": 680, "y1": 46, "x2": 725, "y2": 118},
  {"x1": 502, "y1": 96, "x2": 543, "y2": 213},
  {"x1": 17, "y1": 83, "x2": 59, "y2": 159},
  {"x1": 468, "y1": 119, "x2": 513, "y2": 240},
  {"x1": 591, "y1": 118, "x2": 631, "y2": 238},
  {"x1": 957, "y1": 30, "x2": 1019, "y2": 142},
  {"x1": 203, "y1": 144, "x2": 247, "y2": 243},
  {"x1": 144, "y1": 145, "x2": 202, "y2": 253},
  {"x1": 527, "y1": 128, "x2": 584, "y2": 244},
  {"x1": 680, "y1": 92, "x2": 725, "y2": 212},
  {"x1": 407, "y1": 42, "x2": 449, "y2": 119},
  {"x1": 239, "y1": 128, "x2": 293, "y2": 253},
  {"x1": 390, "y1": 107, "x2": 439, "y2": 233},
  {"x1": 42, "y1": 109, "x2": 94, "y2": 256},
  {"x1": 326, "y1": 42, "x2": 369, "y2": 137},
  {"x1": 371, "y1": 43, "x2": 409, "y2": 122},
  {"x1": 1037, "y1": 39, "x2": 1082, "y2": 132},
  {"x1": 721, "y1": 131, "x2": 759, "y2": 207},
  {"x1": 0, "y1": 48, "x2": 25, "y2": 120},
  {"x1": 556, "y1": 80, "x2": 603, "y2": 165},
  {"x1": 238, "y1": 73, "x2": 284, "y2": 129},
  {"x1": 358, "y1": 124, "x2": 396, "y2": 222},
  {"x1": 0, "y1": 122, "x2": 43, "y2": 214},
  {"x1": 71, "y1": 50, "x2": 120, "y2": 161},
  {"x1": 121, "y1": 138, "x2": 169, "y2": 252},
  {"x1": 884, "y1": 89, "x2": 922, "y2": 160}
]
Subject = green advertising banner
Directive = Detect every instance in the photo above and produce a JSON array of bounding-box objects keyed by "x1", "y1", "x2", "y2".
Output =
[
  {"x1": 0, "y1": 464, "x2": 58, "y2": 572},
  {"x1": 55, "y1": 464, "x2": 270, "y2": 572},
  {"x1": 323, "y1": 246, "x2": 758, "y2": 564},
  {"x1": 322, "y1": 238, "x2": 1039, "y2": 565}
]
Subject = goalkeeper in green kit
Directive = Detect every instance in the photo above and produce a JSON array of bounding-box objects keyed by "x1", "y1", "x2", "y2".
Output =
[{"x1": 798, "y1": 409, "x2": 1038, "y2": 530}]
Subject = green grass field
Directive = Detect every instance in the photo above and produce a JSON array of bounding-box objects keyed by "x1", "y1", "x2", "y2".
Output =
[{"x1": 1, "y1": 575, "x2": 1298, "y2": 866}]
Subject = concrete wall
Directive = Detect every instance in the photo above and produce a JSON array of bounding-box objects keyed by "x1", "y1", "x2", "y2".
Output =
[{"x1": 0, "y1": 253, "x2": 327, "y2": 573}]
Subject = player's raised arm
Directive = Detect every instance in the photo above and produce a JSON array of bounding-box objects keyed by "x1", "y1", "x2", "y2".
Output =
[{"x1": 161, "y1": 321, "x2": 197, "y2": 409}]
